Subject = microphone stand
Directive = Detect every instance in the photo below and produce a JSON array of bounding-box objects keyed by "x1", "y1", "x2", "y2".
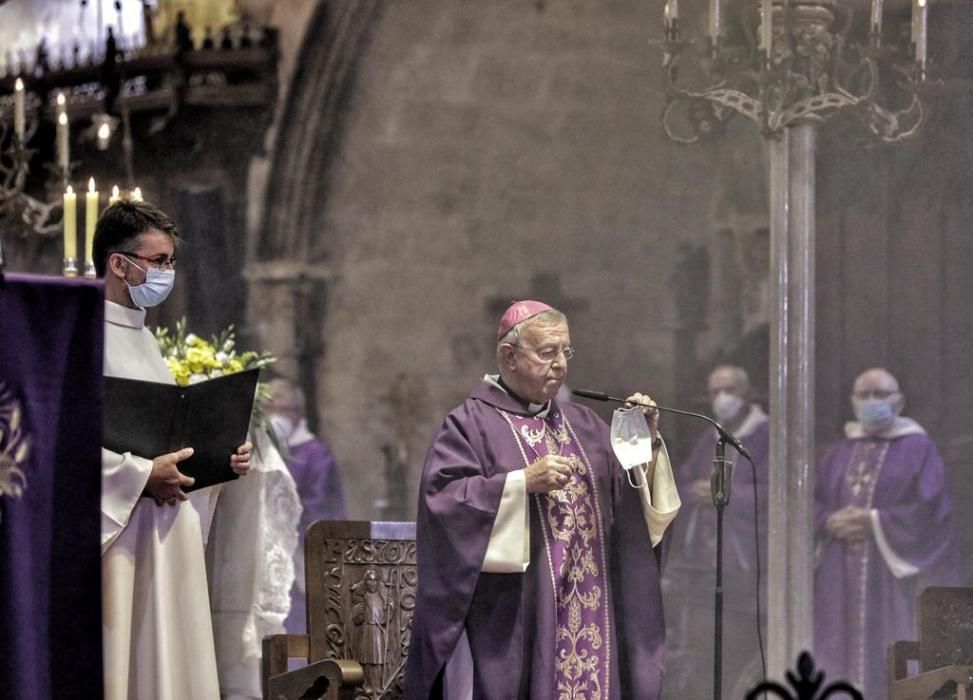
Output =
[
  {"x1": 711, "y1": 435, "x2": 732, "y2": 700},
  {"x1": 572, "y1": 389, "x2": 746, "y2": 700}
]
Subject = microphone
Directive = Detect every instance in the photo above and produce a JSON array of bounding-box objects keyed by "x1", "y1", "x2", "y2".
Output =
[{"x1": 572, "y1": 388, "x2": 752, "y2": 460}]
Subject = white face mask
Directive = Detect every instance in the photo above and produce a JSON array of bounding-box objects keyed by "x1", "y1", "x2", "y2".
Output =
[
  {"x1": 123, "y1": 256, "x2": 175, "y2": 308},
  {"x1": 712, "y1": 391, "x2": 745, "y2": 423},
  {"x1": 270, "y1": 414, "x2": 295, "y2": 442},
  {"x1": 610, "y1": 406, "x2": 654, "y2": 488}
]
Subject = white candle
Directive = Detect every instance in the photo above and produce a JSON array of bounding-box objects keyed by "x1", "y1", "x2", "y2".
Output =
[
  {"x1": 760, "y1": 0, "x2": 773, "y2": 56},
  {"x1": 14, "y1": 77, "x2": 25, "y2": 141},
  {"x1": 870, "y1": 0, "x2": 883, "y2": 36},
  {"x1": 85, "y1": 178, "x2": 98, "y2": 268},
  {"x1": 63, "y1": 186, "x2": 78, "y2": 264},
  {"x1": 915, "y1": 0, "x2": 928, "y2": 72},
  {"x1": 709, "y1": 0, "x2": 722, "y2": 41},
  {"x1": 57, "y1": 112, "x2": 70, "y2": 172}
]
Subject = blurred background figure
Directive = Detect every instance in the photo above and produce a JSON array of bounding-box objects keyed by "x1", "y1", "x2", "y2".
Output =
[
  {"x1": 265, "y1": 377, "x2": 347, "y2": 634},
  {"x1": 663, "y1": 365, "x2": 770, "y2": 699},
  {"x1": 814, "y1": 368, "x2": 955, "y2": 700}
]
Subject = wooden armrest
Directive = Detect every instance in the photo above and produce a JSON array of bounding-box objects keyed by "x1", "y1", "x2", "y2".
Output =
[
  {"x1": 266, "y1": 658, "x2": 364, "y2": 700},
  {"x1": 888, "y1": 640, "x2": 920, "y2": 684},
  {"x1": 890, "y1": 665, "x2": 973, "y2": 700},
  {"x1": 262, "y1": 634, "x2": 309, "y2": 699}
]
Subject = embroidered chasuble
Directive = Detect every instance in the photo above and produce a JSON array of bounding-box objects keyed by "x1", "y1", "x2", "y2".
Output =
[
  {"x1": 503, "y1": 408, "x2": 611, "y2": 697},
  {"x1": 814, "y1": 425, "x2": 953, "y2": 700},
  {"x1": 405, "y1": 379, "x2": 680, "y2": 700}
]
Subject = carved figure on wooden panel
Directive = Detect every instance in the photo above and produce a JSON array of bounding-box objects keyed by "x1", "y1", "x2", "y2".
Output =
[{"x1": 352, "y1": 569, "x2": 389, "y2": 693}]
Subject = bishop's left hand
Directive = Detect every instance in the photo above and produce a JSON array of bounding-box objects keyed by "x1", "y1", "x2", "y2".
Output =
[
  {"x1": 230, "y1": 442, "x2": 253, "y2": 476},
  {"x1": 625, "y1": 392, "x2": 660, "y2": 440}
]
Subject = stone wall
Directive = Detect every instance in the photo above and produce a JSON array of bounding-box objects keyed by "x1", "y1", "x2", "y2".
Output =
[{"x1": 260, "y1": 0, "x2": 764, "y2": 519}]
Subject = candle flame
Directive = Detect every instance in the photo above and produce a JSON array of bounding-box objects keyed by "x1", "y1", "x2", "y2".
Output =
[
  {"x1": 97, "y1": 123, "x2": 111, "y2": 140},
  {"x1": 112, "y1": 185, "x2": 120, "y2": 197},
  {"x1": 57, "y1": 92, "x2": 66, "y2": 106},
  {"x1": 133, "y1": 187, "x2": 143, "y2": 201},
  {"x1": 66, "y1": 185, "x2": 74, "y2": 195},
  {"x1": 58, "y1": 112, "x2": 68, "y2": 126},
  {"x1": 14, "y1": 78, "x2": 23, "y2": 91},
  {"x1": 918, "y1": 0, "x2": 926, "y2": 6},
  {"x1": 88, "y1": 177, "x2": 96, "y2": 193}
]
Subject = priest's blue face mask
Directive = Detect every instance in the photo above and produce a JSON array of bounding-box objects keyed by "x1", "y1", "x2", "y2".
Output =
[
  {"x1": 610, "y1": 406, "x2": 654, "y2": 489},
  {"x1": 854, "y1": 398, "x2": 895, "y2": 428},
  {"x1": 122, "y1": 255, "x2": 175, "y2": 308}
]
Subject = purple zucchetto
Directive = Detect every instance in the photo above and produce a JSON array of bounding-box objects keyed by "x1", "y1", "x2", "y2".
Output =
[{"x1": 497, "y1": 300, "x2": 555, "y2": 340}]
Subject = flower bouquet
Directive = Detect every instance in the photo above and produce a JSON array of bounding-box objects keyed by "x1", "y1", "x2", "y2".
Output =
[{"x1": 155, "y1": 318, "x2": 277, "y2": 438}]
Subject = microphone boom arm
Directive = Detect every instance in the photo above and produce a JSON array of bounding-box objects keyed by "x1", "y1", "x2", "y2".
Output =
[{"x1": 571, "y1": 389, "x2": 752, "y2": 460}]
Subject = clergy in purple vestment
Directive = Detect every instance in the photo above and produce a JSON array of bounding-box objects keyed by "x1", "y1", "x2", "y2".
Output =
[
  {"x1": 265, "y1": 377, "x2": 347, "y2": 634},
  {"x1": 664, "y1": 365, "x2": 769, "y2": 698},
  {"x1": 814, "y1": 368, "x2": 954, "y2": 700},
  {"x1": 404, "y1": 301, "x2": 682, "y2": 700}
]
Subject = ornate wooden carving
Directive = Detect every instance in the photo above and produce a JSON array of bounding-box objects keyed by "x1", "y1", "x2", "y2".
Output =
[{"x1": 305, "y1": 521, "x2": 416, "y2": 700}]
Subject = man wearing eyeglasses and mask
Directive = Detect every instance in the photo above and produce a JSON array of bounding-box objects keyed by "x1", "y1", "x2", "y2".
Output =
[
  {"x1": 405, "y1": 301, "x2": 681, "y2": 699},
  {"x1": 94, "y1": 200, "x2": 252, "y2": 700},
  {"x1": 814, "y1": 367, "x2": 955, "y2": 700}
]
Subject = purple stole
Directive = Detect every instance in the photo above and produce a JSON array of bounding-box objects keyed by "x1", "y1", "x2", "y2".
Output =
[
  {"x1": 500, "y1": 406, "x2": 612, "y2": 699},
  {"x1": 839, "y1": 439, "x2": 891, "y2": 688}
]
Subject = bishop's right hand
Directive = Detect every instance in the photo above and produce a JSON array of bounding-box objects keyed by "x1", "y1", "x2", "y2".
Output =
[
  {"x1": 145, "y1": 447, "x2": 196, "y2": 506},
  {"x1": 525, "y1": 455, "x2": 573, "y2": 493}
]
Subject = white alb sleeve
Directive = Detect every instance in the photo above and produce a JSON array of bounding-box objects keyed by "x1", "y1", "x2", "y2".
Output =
[{"x1": 482, "y1": 470, "x2": 530, "y2": 573}]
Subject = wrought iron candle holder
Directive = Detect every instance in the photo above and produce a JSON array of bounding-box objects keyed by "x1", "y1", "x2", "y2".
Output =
[{"x1": 658, "y1": 0, "x2": 929, "y2": 143}]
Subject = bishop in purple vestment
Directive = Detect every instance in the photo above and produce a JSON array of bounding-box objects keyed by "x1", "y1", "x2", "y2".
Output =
[
  {"x1": 404, "y1": 301, "x2": 681, "y2": 700},
  {"x1": 814, "y1": 368, "x2": 954, "y2": 700}
]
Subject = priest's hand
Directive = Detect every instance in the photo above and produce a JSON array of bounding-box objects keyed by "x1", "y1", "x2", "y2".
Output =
[
  {"x1": 625, "y1": 392, "x2": 660, "y2": 439},
  {"x1": 825, "y1": 506, "x2": 873, "y2": 541},
  {"x1": 525, "y1": 455, "x2": 573, "y2": 493},
  {"x1": 230, "y1": 441, "x2": 252, "y2": 476},
  {"x1": 146, "y1": 447, "x2": 196, "y2": 506}
]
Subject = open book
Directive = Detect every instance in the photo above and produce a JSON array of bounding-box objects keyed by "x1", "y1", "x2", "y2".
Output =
[{"x1": 103, "y1": 368, "x2": 260, "y2": 491}]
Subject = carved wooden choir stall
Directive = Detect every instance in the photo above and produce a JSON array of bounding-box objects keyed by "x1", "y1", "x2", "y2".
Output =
[
  {"x1": 262, "y1": 521, "x2": 416, "y2": 700},
  {"x1": 888, "y1": 587, "x2": 973, "y2": 700}
]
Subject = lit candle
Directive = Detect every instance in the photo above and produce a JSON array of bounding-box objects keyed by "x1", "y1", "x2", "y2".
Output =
[
  {"x1": 85, "y1": 178, "x2": 98, "y2": 269},
  {"x1": 97, "y1": 122, "x2": 111, "y2": 150},
  {"x1": 870, "y1": 0, "x2": 883, "y2": 38},
  {"x1": 56, "y1": 91, "x2": 66, "y2": 113},
  {"x1": 709, "y1": 0, "x2": 722, "y2": 41},
  {"x1": 14, "y1": 77, "x2": 25, "y2": 141},
  {"x1": 914, "y1": 0, "x2": 928, "y2": 74},
  {"x1": 132, "y1": 186, "x2": 143, "y2": 201},
  {"x1": 57, "y1": 112, "x2": 70, "y2": 172},
  {"x1": 63, "y1": 185, "x2": 78, "y2": 269},
  {"x1": 109, "y1": 184, "x2": 120, "y2": 205}
]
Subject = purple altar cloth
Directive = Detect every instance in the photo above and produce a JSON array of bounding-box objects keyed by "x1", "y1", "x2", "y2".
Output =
[{"x1": 0, "y1": 274, "x2": 105, "y2": 700}]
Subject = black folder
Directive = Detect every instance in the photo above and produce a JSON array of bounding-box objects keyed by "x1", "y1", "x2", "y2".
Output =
[{"x1": 103, "y1": 368, "x2": 260, "y2": 491}]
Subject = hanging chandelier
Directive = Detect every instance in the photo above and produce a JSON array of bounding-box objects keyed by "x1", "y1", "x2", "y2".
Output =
[{"x1": 657, "y1": 0, "x2": 931, "y2": 143}]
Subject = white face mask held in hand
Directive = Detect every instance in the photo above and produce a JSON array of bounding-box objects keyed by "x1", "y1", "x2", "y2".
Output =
[{"x1": 610, "y1": 405, "x2": 653, "y2": 489}]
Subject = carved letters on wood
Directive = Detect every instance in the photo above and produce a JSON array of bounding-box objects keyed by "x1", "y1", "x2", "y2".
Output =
[{"x1": 307, "y1": 524, "x2": 416, "y2": 700}]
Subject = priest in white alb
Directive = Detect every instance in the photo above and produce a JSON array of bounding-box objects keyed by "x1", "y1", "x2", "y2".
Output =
[{"x1": 94, "y1": 200, "x2": 252, "y2": 700}]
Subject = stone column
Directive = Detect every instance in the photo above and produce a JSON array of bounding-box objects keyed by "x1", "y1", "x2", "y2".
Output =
[
  {"x1": 766, "y1": 122, "x2": 816, "y2": 678},
  {"x1": 244, "y1": 261, "x2": 331, "y2": 432}
]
